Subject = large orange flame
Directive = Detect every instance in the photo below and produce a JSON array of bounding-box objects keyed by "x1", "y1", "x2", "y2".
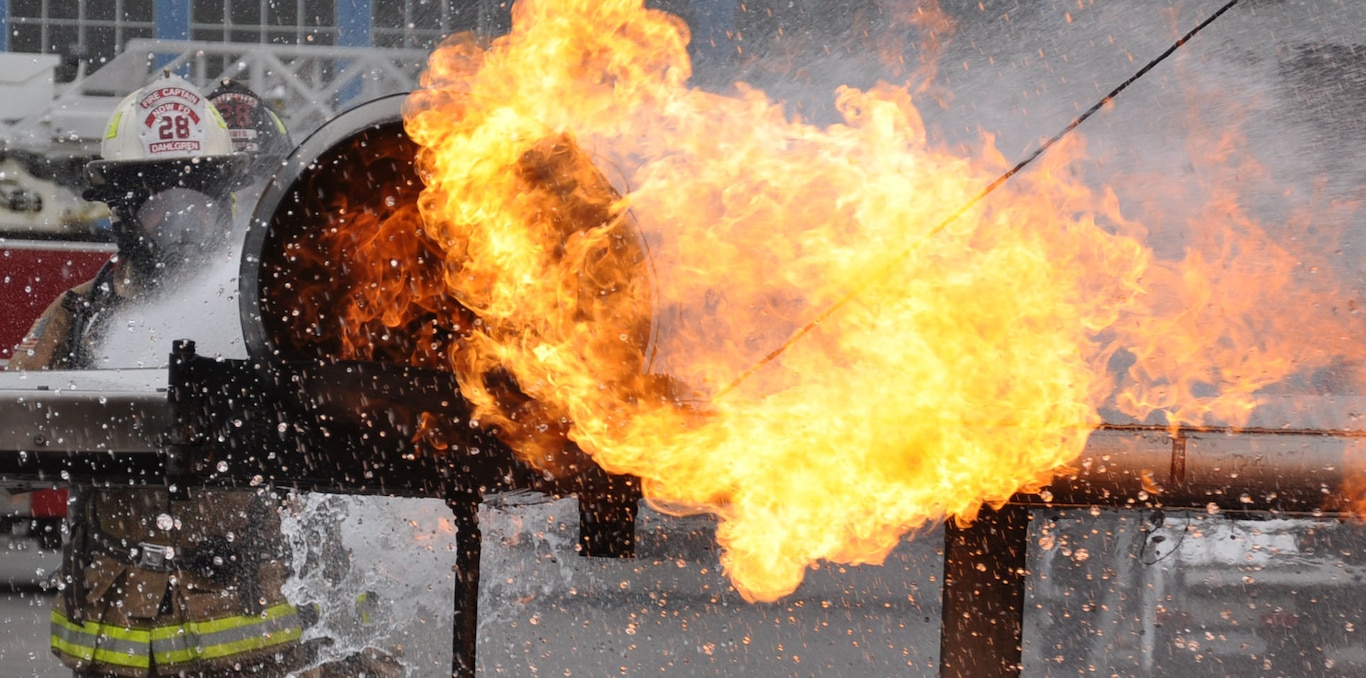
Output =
[{"x1": 386, "y1": 0, "x2": 1366, "y2": 601}]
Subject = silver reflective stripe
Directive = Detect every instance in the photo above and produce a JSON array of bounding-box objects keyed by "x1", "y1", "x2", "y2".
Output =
[
  {"x1": 50, "y1": 609, "x2": 152, "y2": 669},
  {"x1": 150, "y1": 603, "x2": 303, "y2": 665}
]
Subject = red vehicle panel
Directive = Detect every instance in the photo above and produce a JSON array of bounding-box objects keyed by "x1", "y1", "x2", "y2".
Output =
[
  {"x1": 28, "y1": 488, "x2": 69, "y2": 518},
  {"x1": 1, "y1": 240, "x2": 111, "y2": 545},
  {"x1": 0, "y1": 240, "x2": 114, "y2": 364}
]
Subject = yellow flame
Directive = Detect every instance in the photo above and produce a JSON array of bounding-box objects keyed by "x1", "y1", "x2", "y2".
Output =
[{"x1": 394, "y1": 0, "x2": 1366, "y2": 601}]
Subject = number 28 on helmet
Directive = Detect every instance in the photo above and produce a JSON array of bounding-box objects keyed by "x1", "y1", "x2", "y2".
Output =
[{"x1": 85, "y1": 72, "x2": 247, "y2": 206}]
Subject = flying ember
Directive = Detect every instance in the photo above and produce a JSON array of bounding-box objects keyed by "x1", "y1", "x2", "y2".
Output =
[{"x1": 363, "y1": 0, "x2": 1365, "y2": 602}]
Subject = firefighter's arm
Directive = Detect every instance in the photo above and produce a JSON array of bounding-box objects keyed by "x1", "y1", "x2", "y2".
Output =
[{"x1": 6, "y1": 291, "x2": 78, "y2": 371}]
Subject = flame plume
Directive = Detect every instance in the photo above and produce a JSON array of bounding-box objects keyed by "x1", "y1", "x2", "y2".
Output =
[{"x1": 396, "y1": 0, "x2": 1364, "y2": 601}]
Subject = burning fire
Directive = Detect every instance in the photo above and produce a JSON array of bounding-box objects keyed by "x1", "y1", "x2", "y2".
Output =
[{"x1": 307, "y1": 0, "x2": 1363, "y2": 602}]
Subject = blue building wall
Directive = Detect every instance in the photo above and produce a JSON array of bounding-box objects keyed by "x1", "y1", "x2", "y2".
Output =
[
  {"x1": 154, "y1": 0, "x2": 190, "y2": 41},
  {"x1": 339, "y1": 0, "x2": 375, "y2": 47}
]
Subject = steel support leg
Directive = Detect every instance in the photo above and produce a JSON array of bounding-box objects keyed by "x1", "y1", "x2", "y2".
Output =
[
  {"x1": 939, "y1": 504, "x2": 1031, "y2": 678},
  {"x1": 448, "y1": 496, "x2": 482, "y2": 678}
]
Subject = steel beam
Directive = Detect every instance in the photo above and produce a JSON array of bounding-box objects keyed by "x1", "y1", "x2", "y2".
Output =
[
  {"x1": 0, "y1": 368, "x2": 165, "y2": 486},
  {"x1": 939, "y1": 504, "x2": 1030, "y2": 678},
  {"x1": 6, "y1": 370, "x2": 1364, "y2": 512}
]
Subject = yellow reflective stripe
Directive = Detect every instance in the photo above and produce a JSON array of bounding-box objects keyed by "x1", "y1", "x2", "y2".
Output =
[
  {"x1": 150, "y1": 602, "x2": 302, "y2": 666},
  {"x1": 51, "y1": 609, "x2": 151, "y2": 644},
  {"x1": 174, "y1": 625, "x2": 303, "y2": 664},
  {"x1": 49, "y1": 608, "x2": 151, "y2": 669},
  {"x1": 149, "y1": 602, "x2": 296, "y2": 637},
  {"x1": 104, "y1": 110, "x2": 123, "y2": 139},
  {"x1": 356, "y1": 591, "x2": 374, "y2": 624},
  {"x1": 209, "y1": 104, "x2": 229, "y2": 130},
  {"x1": 153, "y1": 626, "x2": 303, "y2": 665},
  {"x1": 268, "y1": 108, "x2": 288, "y2": 135}
]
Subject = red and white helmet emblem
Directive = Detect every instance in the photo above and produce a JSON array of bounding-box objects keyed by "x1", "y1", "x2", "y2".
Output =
[{"x1": 136, "y1": 83, "x2": 210, "y2": 157}]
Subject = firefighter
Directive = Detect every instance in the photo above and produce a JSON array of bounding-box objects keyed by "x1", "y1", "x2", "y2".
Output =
[
  {"x1": 206, "y1": 78, "x2": 293, "y2": 193},
  {"x1": 10, "y1": 72, "x2": 301, "y2": 678},
  {"x1": 9, "y1": 74, "x2": 242, "y2": 371},
  {"x1": 8, "y1": 73, "x2": 396, "y2": 678}
]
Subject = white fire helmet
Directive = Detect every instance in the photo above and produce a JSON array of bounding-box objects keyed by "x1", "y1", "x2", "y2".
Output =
[{"x1": 86, "y1": 72, "x2": 244, "y2": 196}]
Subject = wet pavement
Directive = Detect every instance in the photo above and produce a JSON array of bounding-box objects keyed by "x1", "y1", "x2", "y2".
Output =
[{"x1": 0, "y1": 535, "x2": 63, "y2": 678}]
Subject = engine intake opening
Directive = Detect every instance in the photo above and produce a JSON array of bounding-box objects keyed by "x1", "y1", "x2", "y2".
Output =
[
  {"x1": 243, "y1": 95, "x2": 472, "y2": 366},
  {"x1": 234, "y1": 94, "x2": 642, "y2": 506}
]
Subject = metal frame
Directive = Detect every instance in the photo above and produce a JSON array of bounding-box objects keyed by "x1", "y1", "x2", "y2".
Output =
[
  {"x1": 2, "y1": 38, "x2": 429, "y2": 155},
  {"x1": 0, "y1": 368, "x2": 165, "y2": 486},
  {"x1": 5, "y1": 365, "x2": 1365, "y2": 676},
  {"x1": 937, "y1": 420, "x2": 1366, "y2": 677}
]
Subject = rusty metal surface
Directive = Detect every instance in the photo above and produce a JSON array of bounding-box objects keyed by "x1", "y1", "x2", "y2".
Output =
[{"x1": 1028, "y1": 425, "x2": 1366, "y2": 513}]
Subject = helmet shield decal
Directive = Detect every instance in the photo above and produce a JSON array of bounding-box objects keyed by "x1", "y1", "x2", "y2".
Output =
[
  {"x1": 88, "y1": 74, "x2": 246, "y2": 203},
  {"x1": 133, "y1": 79, "x2": 214, "y2": 159},
  {"x1": 208, "y1": 79, "x2": 294, "y2": 180}
]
